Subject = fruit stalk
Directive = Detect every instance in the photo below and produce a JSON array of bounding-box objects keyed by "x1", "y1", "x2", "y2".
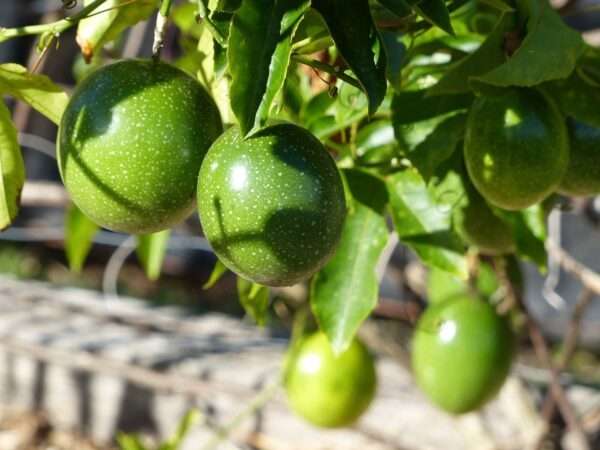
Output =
[
  {"x1": 0, "y1": 0, "x2": 109, "y2": 43},
  {"x1": 152, "y1": 0, "x2": 173, "y2": 60}
]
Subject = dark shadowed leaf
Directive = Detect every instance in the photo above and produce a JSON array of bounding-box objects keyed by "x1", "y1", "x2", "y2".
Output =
[
  {"x1": 545, "y1": 71, "x2": 600, "y2": 127},
  {"x1": 392, "y1": 89, "x2": 472, "y2": 125},
  {"x1": 406, "y1": 113, "x2": 466, "y2": 181},
  {"x1": 497, "y1": 205, "x2": 547, "y2": 271},
  {"x1": 414, "y1": 0, "x2": 454, "y2": 35},
  {"x1": 428, "y1": 12, "x2": 516, "y2": 95},
  {"x1": 228, "y1": 0, "x2": 311, "y2": 135},
  {"x1": 314, "y1": 0, "x2": 387, "y2": 115}
]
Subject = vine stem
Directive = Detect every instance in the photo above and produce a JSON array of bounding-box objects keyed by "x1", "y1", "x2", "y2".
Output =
[
  {"x1": 200, "y1": 380, "x2": 281, "y2": 450},
  {"x1": 152, "y1": 0, "x2": 173, "y2": 61},
  {"x1": 291, "y1": 54, "x2": 362, "y2": 90},
  {"x1": 0, "y1": 0, "x2": 109, "y2": 43}
]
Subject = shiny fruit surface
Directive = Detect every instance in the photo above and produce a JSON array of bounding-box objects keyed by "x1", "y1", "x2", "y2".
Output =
[
  {"x1": 412, "y1": 295, "x2": 514, "y2": 414},
  {"x1": 558, "y1": 119, "x2": 600, "y2": 197},
  {"x1": 58, "y1": 59, "x2": 223, "y2": 234},
  {"x1": 284, "y1": 332, "x2": 377, "y2": 428},
  {"x1": 464, "y1": 89, "x2": 568, "y2": 210},
  {"x1": 197, "y1": 123, "x2": 346, "y2": 286}
]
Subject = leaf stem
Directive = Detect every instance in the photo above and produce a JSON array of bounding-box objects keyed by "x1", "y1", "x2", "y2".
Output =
[
  {"x1": 152, "y1": 0, "x2": 173, "y2": 60},
  {"x1": 291, "y1": 54, "x2": 362, "y2": 90},
  {"x1": 0, "y1": 0, "x2": 109, "y2": 43}
]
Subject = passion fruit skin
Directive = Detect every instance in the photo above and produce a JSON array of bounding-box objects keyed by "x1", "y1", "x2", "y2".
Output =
[
  {"x1": 284, "y1": 332, "x2": 377, "y2": 428},
  {"x1": 558, "y1": 119, "x2": 600, "y2": 197},
  {"x1": 464, "y1": 89, "x2": 569, "y2": 211},
  {"x1": 58, "y1": 59, "x2": 223, "y2": 234},
  {"x1": 412, "y1": 295, "x2": 515, "y2": 414},
  {"x1": 197, "y1": 123, "x2": 346, "y2": 287},
  {"x1": 453, "y1": 185, "x2": 515, "y2": 255}
]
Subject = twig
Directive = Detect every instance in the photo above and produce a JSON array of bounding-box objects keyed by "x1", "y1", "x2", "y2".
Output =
[
  {"x1": 196, "y1": 0, "x2": 227, "y2": 47},
  {"x1": 152, "y1": 0, "x2": 173, "y2": 60},
  {"x1": 546, "y1": 239, "x2": 600, "y2": 296},
  {"x1": 537, "y1": 288, "x2": 595, "y2": 447},
  {"x1": 291, "y1": 54, "x2": 362, "y2": 90},
  {"x1": 0, "y1": 0, "x2": 109, "y2": 43},
  {"x1": 528, "y1": 317, "x2": 591, "y2": 450},
  {"x1": 492, "y1": 253, "x2": 591, "y2": 449},
  {"x1": 0, "y1": 336, "x2": 256, "y2": 400}
]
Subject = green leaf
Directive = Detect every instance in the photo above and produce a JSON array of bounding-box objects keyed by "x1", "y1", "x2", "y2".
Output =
[
  {"x1": 311, "y1": 169, "x2": 389, "y2": 354},
  {"x1": 116, "y1": 433, "x2": 148, "y2": 450},
  {"x1": 228, "y1": 0, "x2": 311, "y2": 135},
  {"x1": 292, "y1": 8, "x2": 334, "y2": 54},
  {"x1": 158, "y1": 409, "x2": 202, "y2": 450},
  {"x1": 136, "y1": 230, "x2": 171, "y2": 281},
  {"x1": 355, "y1": 119, "x2": 399, "y2": 166},
  {"x1": 237, "y1": 277, "x2": 270, "y2": 326},
  {"x1": 473, "y1": 0, "x2": 585, "y2": 87},
  {"x1": 65, "y1": 204, "x2": 99, "y2": 273},
  {"x1": 77, "y1": 0, "x2": 158, "y2": 62},
  {"x1": 391, "y1": 89, "x2": 472, "y2": 125},
  {"x1": 428, "y1": 12, "x2": 517, "y2": 95},
  {"x1": 414, "y1": 0, "x2": 454, "y2": 35},
  {"x1": 380, "y1": 30, "x2": 406, "y2": 90},
  {"x1": 497, "y1": 205, "x2": 547, "y2": 271},
  {"x1": 314, "y1": 0, "x2": 387, "y2": 115},
  {"x1": 0, "y1": 101, "x2": 25, "y2": 230},
  {"x1": 387, "y1": 168, "x2": 467, "y2": 278},
  {"x1": 0, "y1": 64, "x2": 68, "y2": 125},
  {"x1": 406, "y1": 113, "x2": 466, "y2": 181},
  {"x1": 203, "y1": 259, "x2": 229, "y2": 289}
]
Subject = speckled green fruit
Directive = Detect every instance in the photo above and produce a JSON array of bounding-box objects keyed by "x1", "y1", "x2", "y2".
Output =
[
  {"x1": 284, "y1": 332, "x2": 377, "y2": 428},
  {"x1": 464, "y1": 89, "x2": 569, "y2": 210},
  {"x1": 412, "y1": 295, "x2": 514, "y2": 414},
  {"x1": 197, "y1": 124, "x2": 346, "y2": 286},
  {"x1": 453, "y1": 186, "x2": 515, "y2": 255},
  {"x1": 558, "y1": 119, "x2": 600, "y2": 197},
  {"x1": 58, "y1": 59, "x2": 223, "y2": 234}
]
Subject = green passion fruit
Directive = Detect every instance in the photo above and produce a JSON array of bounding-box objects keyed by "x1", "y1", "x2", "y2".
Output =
[
  {"x1": 412, "y1": 295, "x2": 515, "y2": 414},
  {"x1": 464, "y1": 89, "x2": 568, "y2": 210},
  {"x1": 197, "y1": 123, "x2": 346, "y2": 287},
  {"x1": 558, "y1": 119, "x2": 600, "y2": 197},
  {"x1": 453, "y1": 183, "x2": 515, "y2": 255},
  {"x1": 284, "y1": 332, "x2": 377, "y2": 428},
  {"x1": 58, "y1": 59, "x2": 223, "y2": 234}
]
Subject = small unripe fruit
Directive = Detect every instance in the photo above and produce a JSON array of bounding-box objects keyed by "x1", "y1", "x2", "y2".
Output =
[
  {"x1": 284, "y1": 332, "x2": 377, "y2": 428},
  {"x1": 412, "y1": 295, "x2": 514, "y2": 414}
]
